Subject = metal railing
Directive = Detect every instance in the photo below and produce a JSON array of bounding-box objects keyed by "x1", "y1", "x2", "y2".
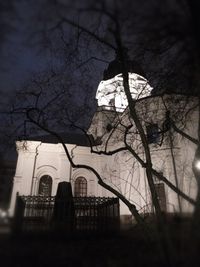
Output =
[
  {"x1": 74, "y1": 197, "x2": 119, "y2": 231},
  {"x1": 13, "y1": 195, "x2": 120, "y2": 233}
]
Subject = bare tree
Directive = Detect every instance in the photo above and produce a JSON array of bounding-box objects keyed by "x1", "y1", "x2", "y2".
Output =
[
  {"x1": 9, "y1": 68, "x2": 199, "y2": 265},
  {"x1": 5, "y1": 0, "x2": 200, "y2": 265}
]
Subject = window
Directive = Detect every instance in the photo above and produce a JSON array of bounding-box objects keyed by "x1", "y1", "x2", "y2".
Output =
[
  {"x1": 154, "y1": 183, "x2": 167, "y2": 212},
  {"x1": 106, "y1": 123, "x2": 113, "y2": 132},
  {"x1": 146, "y1": 123, "x2": 159, "y2": 144},
  {"x1": 38, "y1": 175, "x2": 52, "y2": 196},
  {"x1": 108, "y1": 98, "x2": 115, "y2": 107},
  {"x1": 74, "y1": 177, "x2": 87, "y2": 197}
]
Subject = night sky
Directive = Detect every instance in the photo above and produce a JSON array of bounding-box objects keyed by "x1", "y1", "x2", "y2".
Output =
[
  {"x1": 0, "y1": 1, "x2": 197, "y2": 96},
  {"x1": 0, "y1": 0, "x2": 199, "y2": 158}
]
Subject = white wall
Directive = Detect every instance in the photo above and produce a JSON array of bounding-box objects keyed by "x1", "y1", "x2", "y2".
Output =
[{"x1": 9, "y1": 94, "x2": 199, "y2": 218}]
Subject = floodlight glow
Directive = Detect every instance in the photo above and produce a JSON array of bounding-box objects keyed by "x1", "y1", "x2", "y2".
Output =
[
  {"x1": 96, "y1": 73, "x2": 153, "y2": 111},
  {"x1": 195, "y1": 160, "x2": 200, "y2": 171}
]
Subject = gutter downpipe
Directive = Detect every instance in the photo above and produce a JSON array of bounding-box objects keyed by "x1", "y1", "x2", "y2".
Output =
[{"x1": 30, "y1": 142, "x2": 42, "y2": 196}]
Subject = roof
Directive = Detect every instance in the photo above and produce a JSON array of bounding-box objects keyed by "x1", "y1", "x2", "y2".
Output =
[
  {"x1": 26, "y1": 132, "x2": 94, "y2": 147},
  {"x1": 103, "y1": 58, "x2": 145, "y2": 80}
]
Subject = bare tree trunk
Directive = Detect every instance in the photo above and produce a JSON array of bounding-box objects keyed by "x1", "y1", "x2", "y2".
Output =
[
  {"x1": 169, "y1": 130, "x2": 182, "y2": 212},
  {"x1": 190, "y1": 100, "x2": 200, "y2": 263},
  {"x1": 26, "y1": 109, "x2": 150, "y2": 236},
  {"x1": 112, "y1": 21, "x2": 174, "y2": 265}
]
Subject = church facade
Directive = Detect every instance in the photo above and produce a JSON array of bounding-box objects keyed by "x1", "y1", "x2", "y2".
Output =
[{"x1": 9, "y1": 65, "x2": 199, "y2": 218}]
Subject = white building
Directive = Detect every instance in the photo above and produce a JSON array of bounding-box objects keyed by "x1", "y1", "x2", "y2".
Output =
[{"x1": 9, "y1": 59, "x2": 198, "y2": 219}]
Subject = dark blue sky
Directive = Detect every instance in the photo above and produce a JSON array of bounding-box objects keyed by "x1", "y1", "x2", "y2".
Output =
[
  {"x1": 0, "y1": 0, "x2": 109, "y2": 110},
  {"x1": 0, "y1": 0, "x2": 199, "y2": 160},
  {"x1": 3, "y1": 1, "x2": 200, "y2": 101},
  {"x1": 0, "y1": 4, "x2": 49, "y2": 105}
]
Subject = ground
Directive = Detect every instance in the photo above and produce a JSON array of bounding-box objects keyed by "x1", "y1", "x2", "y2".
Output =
[
  {"x1": 0, "y1": 224, "x2": 196, "y2": 267},
  {"x1": 0, "y1": 232, "x2": 155, "y2": 267}
]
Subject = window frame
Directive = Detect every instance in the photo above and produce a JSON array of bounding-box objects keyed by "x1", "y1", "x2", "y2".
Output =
[
  {"x1": 74, "y1": 177, "x2": 87, "y2": 197},
  {"x1": 38, "y1": 175, "x2": 52, "y2": 196},
  {"x1": 146, "y1": 123, "x2": 160, "y2": 144}
]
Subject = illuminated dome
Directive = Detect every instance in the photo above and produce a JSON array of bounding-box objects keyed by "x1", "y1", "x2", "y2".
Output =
[{"x1": 96, "y1": 56, "x2": 153, "y2": 111}]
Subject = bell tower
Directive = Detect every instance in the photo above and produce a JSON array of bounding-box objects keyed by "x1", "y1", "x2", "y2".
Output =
[{"x1": 88, "y1": 52, "x2": 153, "y2": 141}]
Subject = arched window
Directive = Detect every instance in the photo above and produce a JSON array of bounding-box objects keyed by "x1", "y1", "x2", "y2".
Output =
[
  {"x1": 74, "y1": 177, "x2": 87, "y2": 197},
  {"x1": 38, "y1": 175, "x2": 52, "y2": 196}
]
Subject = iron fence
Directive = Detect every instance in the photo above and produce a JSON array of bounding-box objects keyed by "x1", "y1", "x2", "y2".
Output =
[
  {"x1": 13, "y1": 195, "x2": 120, "y2": 233},
  {"x1": 74, "y1": 197, "x2": 119, "y2": 231}
]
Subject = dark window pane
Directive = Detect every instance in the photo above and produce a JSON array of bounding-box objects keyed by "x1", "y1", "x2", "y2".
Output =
[
  {"x1": 74, "y1": 177, "x2": 87, "y2": 197},
  {"x1": 155, "y1": 183, "x2": 167, "y2": 212},
  {"x1": 146, "y1": 124, "x2": 159, "y2": 144},
  {"x1": 38, "y1": 175, "x2": 52, "y2": 196}
]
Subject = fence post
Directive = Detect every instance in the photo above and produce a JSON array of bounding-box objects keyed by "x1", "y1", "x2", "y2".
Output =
[
  {"x1": 11, "y1": 193, "x2": 25, "y2": 236},
  {"x1": 115, "y1": 198, "x2": 120, "y2": 231},
  {"x1": 52, "y1": 182, "x2": 75, "y2": 234}
]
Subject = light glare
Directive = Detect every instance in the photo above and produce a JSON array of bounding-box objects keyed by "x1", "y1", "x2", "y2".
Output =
[
  {"x1": 96, "y1": 73, "x2": 153, "y2": 111},
  {"x1": 195, "y1": 160, "x2": 200, "y2": 170}
]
